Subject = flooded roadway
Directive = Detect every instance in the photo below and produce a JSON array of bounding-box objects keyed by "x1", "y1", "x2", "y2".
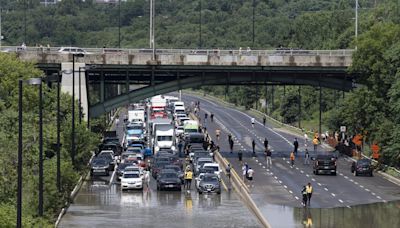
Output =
[{"x1": 59, "y1": 176, "x2": 260, "y2": 228}]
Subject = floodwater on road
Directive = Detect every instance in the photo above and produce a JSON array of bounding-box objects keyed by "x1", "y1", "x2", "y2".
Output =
[
  {"x1": 256, "y1": 199, "x2": 400, "y2": 228},
  {"x1": 59, "y1": 179, "x2": 261, "y2": 228}
]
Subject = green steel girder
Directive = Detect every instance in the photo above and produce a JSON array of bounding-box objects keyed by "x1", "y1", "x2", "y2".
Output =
[{"x1": 89, "y1": 73, "x2": 353, "y2": 117}]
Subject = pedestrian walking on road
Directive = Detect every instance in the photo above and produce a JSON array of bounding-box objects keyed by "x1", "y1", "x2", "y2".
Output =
[
  {"x1": 210, "y1": 113, "x2": 214, "y2": 122},
  {"x1": 178, "y1": 140, "x2": 183, "y2": 157},
  {"x1": 215, "y1": 129, "x2": 221, "y2": 141},
  {"x1": 242, "y1": 163, "x2": 248, "y2": 182},
  {"x1": 229, "y1": 138, "x2": 234, "y2": 153},
  {"x1": 290, "y1": 151, "x2": 295, "y2": 167},
  {"x1": 264, "y1": 138, "x2": 269, "y2": 150},
  {"x1": 306, "y1": 183, "x2": 313, "y2": 206},
  {"x1": 226, "y1": 164, "x2": 231, "y2": 181},
  {"x1": 266, "y1": 149, "x2": 272, "y2": 167},
  {"x1": 228, "y1": 134, "x2": 232, "y2": 143},
  {"x1": 294, "y1": 138, "x2": 299, "y2": 156},
  {"x1": 263, "y1": 116, "x2": 266, "y2": 126},
  {"x1": 313, "y1": 137, "x2": 319, "y2": 152},
  {"x1": 247, "y1": 167, "x2": 254, "y2": 187},
  {"x1": 304, "y1": 133, "x2": 309, "y2": 147},
  {"x1": 304, "y1": 149, "x2": 310, "y2": 165},
  {"x1": 184, "y1": 169, "x2": 193, "y2": 190},
  {"x1": 252, "y1": 139, "x2": 256, "y2": 155},
  {"x1": 204, "y1": 113, "x2": 208, "y2": 123},
  {"x1": 251, "y1": 117, "x2": 255, "y2": 128},
  {"x1": 238, "y1": 150, "x2": 243, "y2": 162},
  {"x1": 302, "y1": 186, "x2": 308, "y2": 206},
  {"x1": 144, "y1": 170, "x2": 150, "y2": 191}
]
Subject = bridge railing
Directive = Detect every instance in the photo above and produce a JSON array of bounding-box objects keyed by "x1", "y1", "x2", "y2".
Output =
[{"x1": 0, "y1": 46, "x2": 354, "y2": 57}]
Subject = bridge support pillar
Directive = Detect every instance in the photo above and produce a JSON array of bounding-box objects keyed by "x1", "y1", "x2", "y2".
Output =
[{"x1": 61, "y1": 62, "x2": 89, "y2": 123}]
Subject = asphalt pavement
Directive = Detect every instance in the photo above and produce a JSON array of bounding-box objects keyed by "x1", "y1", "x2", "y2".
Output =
[
  {"x1": 58, "y1": 108, "x2": 261, "y2": 228},
  {"x1": 182, "y1": 93, "x2": 400, "y2": 228}
]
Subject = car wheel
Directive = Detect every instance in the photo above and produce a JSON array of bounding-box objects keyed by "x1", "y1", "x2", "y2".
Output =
[
  {"x1": 333, "y1": 171, "x2": 337, "y2": 176},
  {"x1": 315, "y1": 170, "x2": 319, "y2": 175},
  {"x1": 217, "y1": 191, "x2": 221, "y2": 194},
  {"x1": 198, "y1": 191, "x2": 203, "y2": 194}
]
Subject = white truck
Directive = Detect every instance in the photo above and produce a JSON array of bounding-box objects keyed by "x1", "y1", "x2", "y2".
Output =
[
  {"x1": 128, "y1": 110, "x2": 145, "y2": 126},
  {"x1": 153, "y1": 122, "x2": 175, "y2": 153}
]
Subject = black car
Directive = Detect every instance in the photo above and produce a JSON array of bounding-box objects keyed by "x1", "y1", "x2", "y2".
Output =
[
  {"x1": 90, "y1": 158, "x2": 110, "y2": 176},
  {"x1": 351, "y1": 159, "x2": 373, "y2": 176},
  {"x1": 313, "y1": 154, "x2": 337, "y2": 175},
  {"x1": 97, "y1": 152, "x2": 116, "y2": 170},
  {"x1": 99, "y1": 143, "x2": 123, "y2": 156},
  {"x1": 151, "y1": 161, "x2": 171, "y2": 178},
  {"x1": 157, "y1": 172, "x2": 182, "y2": 191}
]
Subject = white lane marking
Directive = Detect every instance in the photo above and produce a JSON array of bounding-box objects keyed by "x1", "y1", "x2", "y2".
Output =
[
  {"x1": 295, "y1": 167, "x2": 299, "y2": 170},
  {"x1": 365, "y1": 188, "x2": 370, "y2": 192},
  {"x1": 306, "y1": 174, "x2": 310, "y2": 177},
  {"x1": 295, "y1": 196, "x2": 299, "y2": 200},
  {"x1": 339, "y1": 199, "x2": 344, "y2": 203},
  {"x1": 371, "y1": 192, "x2": 376, "y2": 196},
  {"x1": 263, "y1": 166, "x2": 266, "y2": 169},
  {"x1": 339, "y1": 173, "x2": 344, "y2": 176},
  {"x1": 376, "y1": 196, "x2": 382, "y2": 199},
  {"x1": 259, "y1": 163, "x2": 263, "y2": 166},
  {"x1": 317, "y1": 183, "x2": 322, "y2": 186},
  {"x1": 324, "y1": 188, "x2": 329, "y2": 191},
  {"x1": 274, "y1": 176, "x2": 278, "y2": 179},
  {"x1": 279, "y1": 180, "x2": 282, "y2": 184},
  {"x1": 283, "y1": 158, "x2": 286, "y2": 160},
  {"x1": 289, "y1": 190, "x2": 293, "y2": 194},
  {"x1": 331, "y1": 193, "x2": 336, "y2": 197},
  {"x1": 311, "y1": 178, "x2": 316, "y2": 182},
  {"x1": 347, "y1": 205, "x2": 351, "y2": 208},
  {"x1": 359, "y1": 185, "x2": 364, "y2": 188},
  {"x1": 255, "y1": 159, "x2": 259, "y2": 162},
  {"x1": 350, "y1": 179, "x2": 354, "y2": 182},
  {"x1": 354, "y1": 182, "x2": 359, "y2": 185},
  {"x1": 344, "y1": 176, "x2": 349, "y2": 179},
  {"x1": 284, "y1": 185, "x2": 288, "y2": 188},
  {"x1": 300, "y1": 170, "x2": 304, "y2": 174}
]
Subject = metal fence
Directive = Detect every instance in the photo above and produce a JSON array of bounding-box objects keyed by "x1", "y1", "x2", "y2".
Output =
[{"x1": 0, "y1": 46, "x2": 354, "y2": 57}]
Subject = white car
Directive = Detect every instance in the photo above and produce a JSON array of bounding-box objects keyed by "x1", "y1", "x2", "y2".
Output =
[
  {"x1": 58, "y1": 47, "x2": 89, "y2": 55},
  {"x1": 121, "y1": 171, "x2": 143, "y2": 190},
  {"x1": 203, "y1": 163, "x2": 221, "y2": 179}
]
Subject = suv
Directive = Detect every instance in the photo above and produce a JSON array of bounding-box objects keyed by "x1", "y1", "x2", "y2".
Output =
[
  {"x1": 313, "y1": 154, "x2": 337, "y2": 175},
  {"x1": 351, "y1": 159, "x2": 373, "y2": 176}
]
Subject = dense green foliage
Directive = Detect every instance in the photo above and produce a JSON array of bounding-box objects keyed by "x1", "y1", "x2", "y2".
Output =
[
  {"x1": 0, "y1": 53, "x2": 101, "y2": 226},
  {"x1": 0, "y1": 2, "x2": 399, "y2": 224}
]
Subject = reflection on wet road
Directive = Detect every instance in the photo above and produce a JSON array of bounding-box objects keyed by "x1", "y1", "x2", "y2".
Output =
[{"x1": 59, "y1": 177, "x2": 260, "y2": 228}]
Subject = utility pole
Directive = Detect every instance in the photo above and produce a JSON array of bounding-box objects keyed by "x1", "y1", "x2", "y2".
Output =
[
  {"x1": 149, "y1": 0, "x2": 153, "y2": 49},
  {"x1": 150, "y1": 0, "x2": 155, "y2": 60},
  {"x1": 355, "y1": 0, "x2": 358, "y2": 49},
  {"x1": 298, "y1": 86, "x2": 301, "y2": 129},
  {"x1": 118, "y1": 0, "x2": 121, "y2": 48},
  {"x1": 252, "y1": 0, "x2": 255, "y2": 47},
  {"x1": 0, "y1": 7, "x2": 2, "y2": 48},
  {"x1": 199, "y1": 0, "x2": 202, "y2": 48}
]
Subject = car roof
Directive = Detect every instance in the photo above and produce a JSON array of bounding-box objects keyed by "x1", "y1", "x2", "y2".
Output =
[{"x1": 124, "y1": 171, "x2": 140, "y2": 175}]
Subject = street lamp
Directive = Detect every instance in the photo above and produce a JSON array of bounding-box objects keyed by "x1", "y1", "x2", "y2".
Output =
[
  {"x1": 199, "y1": 0, "x2": 202, "y2": 48},
  {"x1": 78, "y1": 65, "x2": 96, "y2": 125},
  {"x1": 17, "y1": 77, "x2": 44, "y2": 227},
  {"x1": 72, "y1": 53, "x2": 84, "y2": 167}
]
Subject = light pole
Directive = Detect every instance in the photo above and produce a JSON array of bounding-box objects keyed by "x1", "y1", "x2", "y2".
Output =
[
  {"x1": 199, "y1": 0, "x2": 202, "y2": 48},
  {"x1": 118, "y1": 0, "x2": 121, "y2": 48},
  {"x1": 50, "y1": 72, "x2": 62, "y2": 192},
  {"x1": 150, "y1": 0, "x2": 155, "y2": 60},
  {"x1": 252, "y1": 0, "x2": 255, "y2": 47},
  {"x1": 72, "y1": 54, "x2": 84, "y2": 167},
  {"x1": 355, "y1": 0, "x2": 358, "y2": 49},
  {"x1": 17, "y1": 77, "x2": 44, "y2": 226},
  {"x1": 17, "y1": 80, "x2": 23, "y2": 228},
  {"x1": 78, "y1": 67, "x2": 82, "y2": 124}
]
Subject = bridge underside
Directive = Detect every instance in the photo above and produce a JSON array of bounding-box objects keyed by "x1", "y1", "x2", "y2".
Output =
[{"x1": 37, "y1": 64, "x2": 354, "y2": 118}]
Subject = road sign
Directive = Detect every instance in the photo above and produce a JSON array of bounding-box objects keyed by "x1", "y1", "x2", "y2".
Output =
[{"x1": 340, "y1": 126, "x2": 346, "y2": 132}]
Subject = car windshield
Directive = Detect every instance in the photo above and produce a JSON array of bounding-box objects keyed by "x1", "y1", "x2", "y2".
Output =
[
  {"x1": 127, "y1": 125, "x2": 142, "y2": 130},
  {"x1": 124, "y1": 173, "x2": 140, "y2": 178},
  {"x1": 157, "y1": 136, "x2": 173, "y2": 141},
  {"x1": 161, "y1": 173, "x2": 178, "y2": 179},
  {"x1": 189, "y1": 136, "x2": 203, "y2": 143},
  {"x1": 125, "y1": 167, "x2": 139, "y2": 172},
  {"x1": 165, "y1": 166, "x2": 180, "y2": 172},
  {"x1": 92, "y1": 160, "x2": 107, "y2": 166},
  {"x1": 203, "y1": 176, "x2": 219, "y2": 182},
  {"x1": 204, "y1": 166, "x2": 219, "y2": 171}
]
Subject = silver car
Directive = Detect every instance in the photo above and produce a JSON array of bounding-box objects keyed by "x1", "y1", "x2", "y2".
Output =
[{"x1": 197, "y1": 173, "x2": 221, "y2": 194}]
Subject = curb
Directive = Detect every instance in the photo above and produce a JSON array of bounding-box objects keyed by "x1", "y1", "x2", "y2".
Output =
[{"x1": 190, "y1": 111, "x2": 270, "y2": 228}]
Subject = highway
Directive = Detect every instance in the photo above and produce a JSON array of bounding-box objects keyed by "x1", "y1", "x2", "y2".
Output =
[
  {"x1": 182, "y1": 93, "x2": 400, "y2": 227},
  {"x1": 59, "y1": 111, "x2": 260, "y2": 228}
]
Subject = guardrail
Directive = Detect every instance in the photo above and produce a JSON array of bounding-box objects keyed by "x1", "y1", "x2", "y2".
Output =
[{"x1": 0, "y1": 46, "x2": 354, "y2": 57}]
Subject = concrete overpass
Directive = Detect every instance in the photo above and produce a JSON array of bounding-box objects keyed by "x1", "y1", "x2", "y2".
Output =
[{"x1": 1, "y1": 46, "x2": 355, "y2": 118}]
